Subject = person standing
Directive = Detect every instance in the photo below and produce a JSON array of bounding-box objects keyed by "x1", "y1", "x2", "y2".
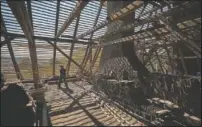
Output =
[{"x1": 58, "y1": 65, "x2": 68, "y2": 89}]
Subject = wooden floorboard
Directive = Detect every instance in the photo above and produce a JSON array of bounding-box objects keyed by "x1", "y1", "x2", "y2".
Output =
[{"x1": 44, "y1": 82, "x2": 121, "y2": 126}]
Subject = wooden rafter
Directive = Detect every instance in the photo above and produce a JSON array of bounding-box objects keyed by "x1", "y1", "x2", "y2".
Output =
[
  {"x1": 66, "y1": 15, "x2": 81, "y2": 75},
  {"x1": 76, "y1": 0, "x2": 144, "y2": 39},
  {"x1": 55, "y1": 0, "x2": 89, "y2": 38},
  {"x1": 7, "y1": 1, "x2": 40, "y2": 88},
  {"x1": 1, "y1": 32, "x2": 95, "y2": 46},
  {"x1": 81, "y1": 0, "x2": 104, "y2": 74},
  {"x1": 1, "y1": 16, "x2": 24, "y2": 80}
]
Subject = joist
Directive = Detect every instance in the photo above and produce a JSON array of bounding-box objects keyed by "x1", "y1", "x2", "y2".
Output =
[{"x1": 27, "y1": 1, "x2": 33, "y2": 29}]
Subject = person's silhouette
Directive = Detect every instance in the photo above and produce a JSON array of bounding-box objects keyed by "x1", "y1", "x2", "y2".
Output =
[{"x1": 58, "y1": 65, "x2": 68, "y2": 89}]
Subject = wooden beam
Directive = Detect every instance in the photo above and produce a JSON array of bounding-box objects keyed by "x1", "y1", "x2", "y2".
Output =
[
  {"x1": 1, "y1": 32, "x2": 95, "y2": 45},
  {"x1": 76, "y1": 0, "x2": 144, "y2": 39},
  {"x1": 61, "y1": 35, "x2": 90, "y2": 41},
  {"x1": 1, "y1": 16, "x2": 24, "y2": 80},
  {"x1": 173, "y1": 56, "x2": 200, "y2": 59},
  {"x1": 66, "y1": 15, "x2": 81, "y2": 75},
  {"x1": 81, "y1": 1, "x2": 104, "y2": 74},
  {"x1": 7, "y1": 42, "x2": 24, "y2": 80},
  {"x1": 92, "y1": 1, "x2": 199, "y2": 44},
  {"x1": 46, "y1": 40, "x2": 88, "y2": 74},
  {"x1": 7, "y1": 1, "x2": 40, "y2": 88},
  {"x1": 27, "y1": 1, "x2": 33, "y2": 29},
  {"x1": 53, "y1": 0, "x2": 60, "y2": 75},
  {"x1": 90, "y1": 47, "x2": 102, "y2": 73},
  {"x1": 56, "y1": 0, "x2": 89, "y2": 38}
]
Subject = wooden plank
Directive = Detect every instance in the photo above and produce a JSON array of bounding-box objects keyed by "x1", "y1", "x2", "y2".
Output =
[
  {"x1": 81, "y1": 1, "x2": 104, "y2": 74},
  {"x1": 53, "y1": 0, "x2": 61, "y2": 75},
  {"x1": 7, "y1": 1, "x2": 40, "y2": 88},
  {"x1": 76, "y1": 1, "x2": 144, "y2": 39},
  {"x1": 66, "y1": 15, "x2": 81, "y2": 75},
  {"x1": 2, "y1": 32, "x2": 95, "y2": 45},
  {"x1": 56, "y1": 0, "x2": 89, "y2": 38}
]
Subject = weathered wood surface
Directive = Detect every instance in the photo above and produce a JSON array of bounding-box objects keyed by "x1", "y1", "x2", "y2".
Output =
[
  {"x1": 44, "y1": 83, "x2": 122, "y2": 126},
  {"x1": 43, "y1": 81, "x2": 145, "y2": 126}
]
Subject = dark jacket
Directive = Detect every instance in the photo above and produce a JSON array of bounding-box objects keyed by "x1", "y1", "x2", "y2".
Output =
[
  {"x1": 60, "y1": 68, "x2": 66, "y2": 76},
  {"x1": 1, "y1": 84, "x2": 36, "y2": 126}
]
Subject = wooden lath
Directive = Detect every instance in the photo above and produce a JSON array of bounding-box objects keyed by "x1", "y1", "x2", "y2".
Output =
[{"x1": 55, "y1": 0, "x2": 89, "y2": 38}]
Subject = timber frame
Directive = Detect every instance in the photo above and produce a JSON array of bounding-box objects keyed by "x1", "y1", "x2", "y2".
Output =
[{"x1": 1, "y1": 0, "x2": 201, "y2": 83}]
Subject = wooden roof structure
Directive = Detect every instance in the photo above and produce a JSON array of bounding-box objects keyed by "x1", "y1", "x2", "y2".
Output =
[{"x1": 1, "y1": 0, "x2": 201, "y2": 87}]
